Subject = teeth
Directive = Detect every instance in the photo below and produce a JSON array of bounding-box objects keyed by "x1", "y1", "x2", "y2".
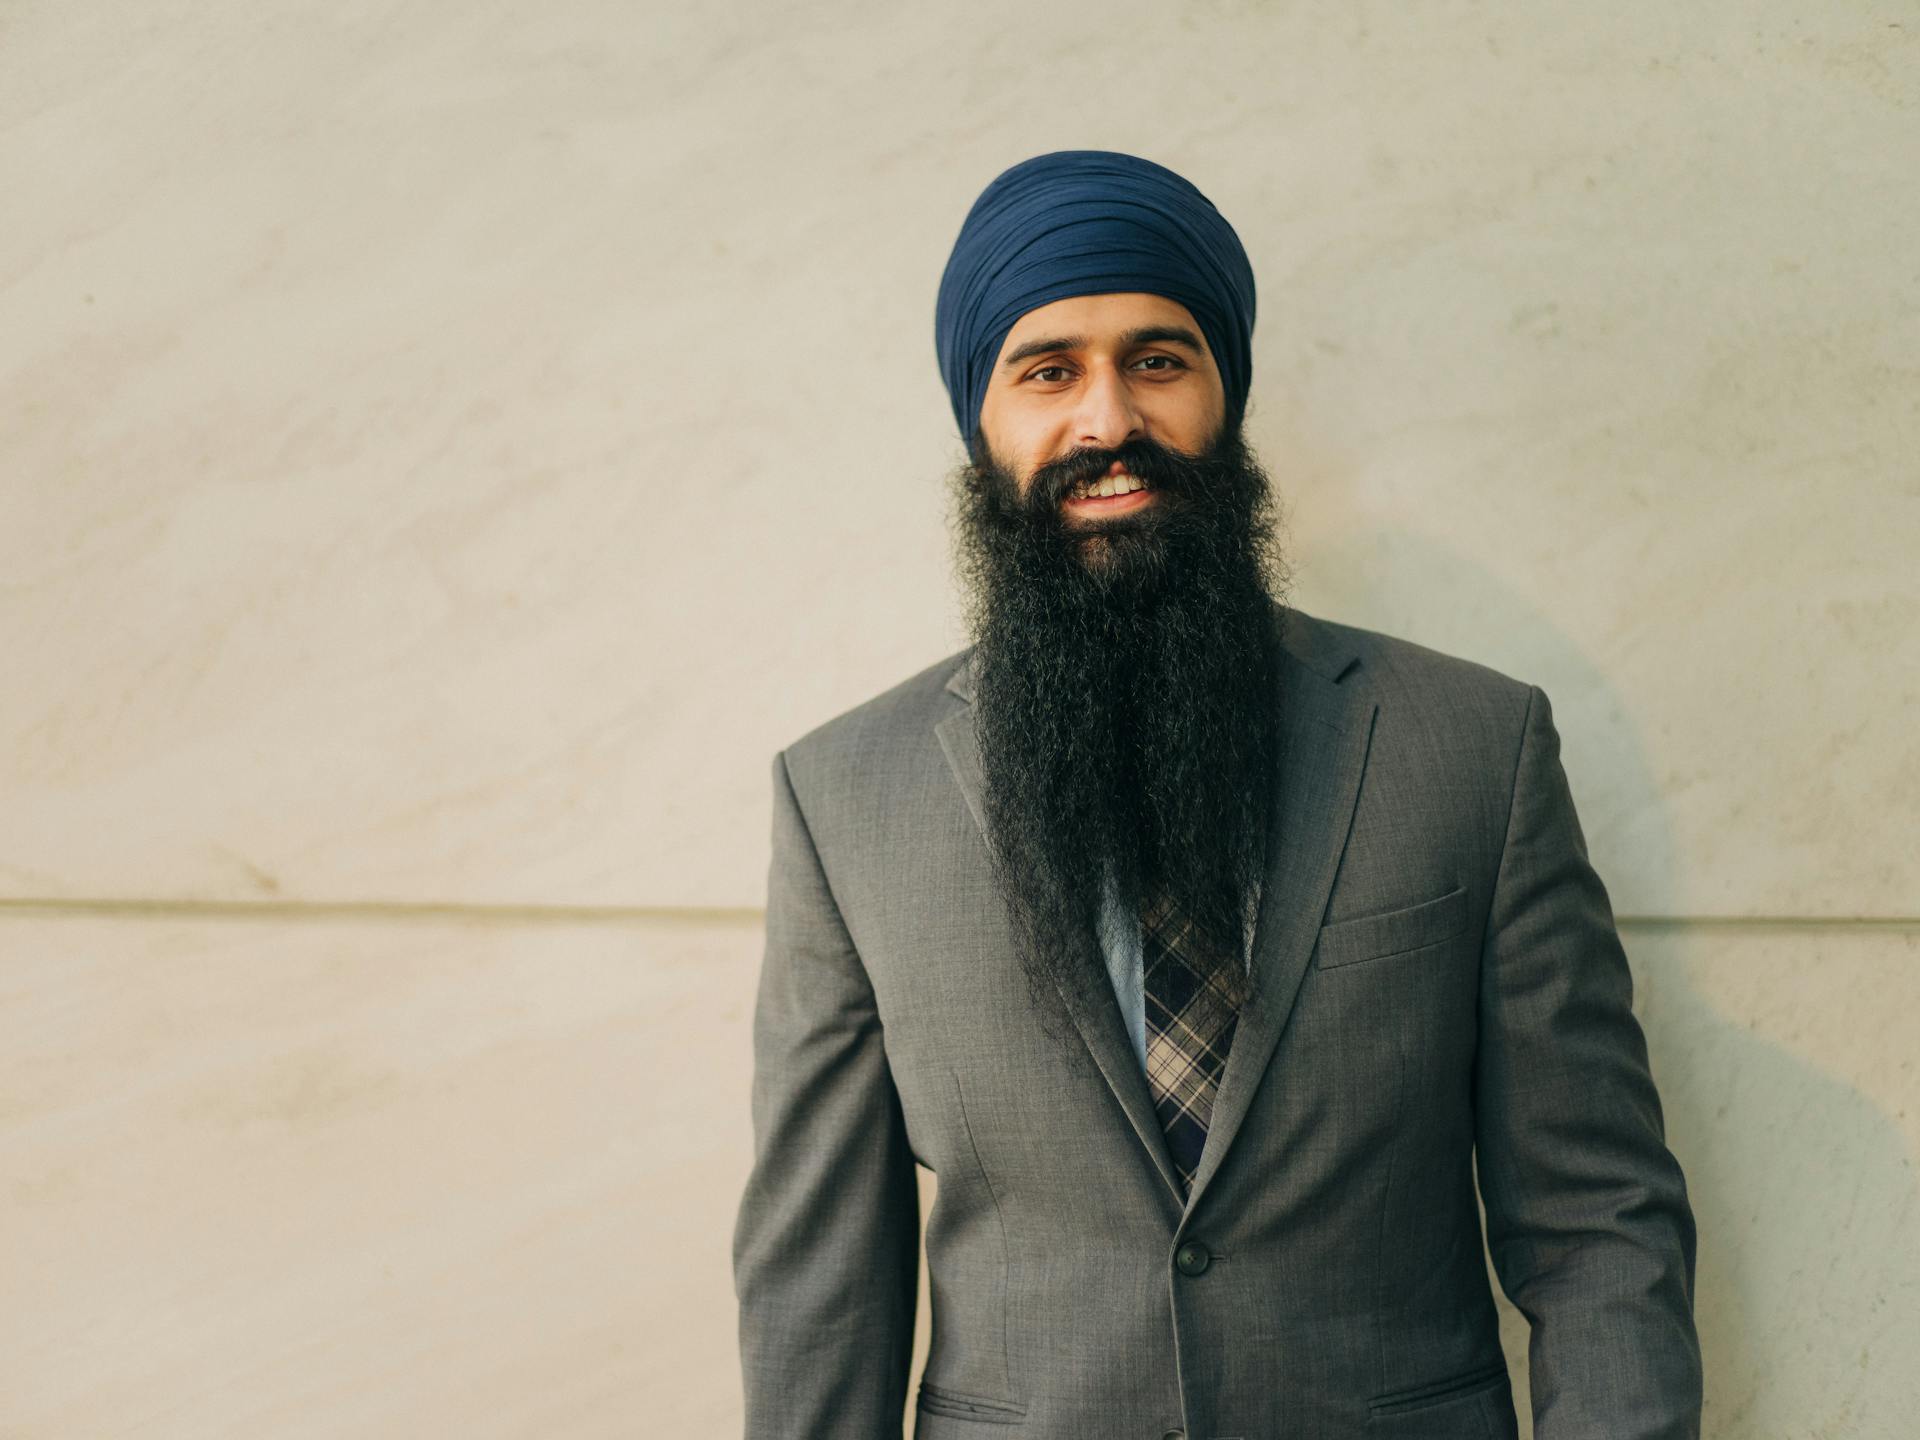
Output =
[{"x1": 1069, "y1": 473, "x2": 1147, "y2": 500}]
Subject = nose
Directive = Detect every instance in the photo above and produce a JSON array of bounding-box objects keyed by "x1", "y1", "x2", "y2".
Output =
[{"x1": 1074, "y1": 360, "x2": 1146, "y2": 453}]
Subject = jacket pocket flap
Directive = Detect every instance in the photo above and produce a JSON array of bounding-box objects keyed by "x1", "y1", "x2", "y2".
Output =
[
  {"x1": 1315, "y1": 883, "x2": 1468, "y2": 969},
  {"x1": 1368, "y1": 1356, "x2": 1510, "y2": 1415},
  {"x1": 917, "y1": 1379, "x2": 1027, "y2": 1422}
]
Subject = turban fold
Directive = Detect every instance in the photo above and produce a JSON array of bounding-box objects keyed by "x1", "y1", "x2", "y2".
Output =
[{"x1": 934, "y1": 149, "x2": 1256, "y2": 448}]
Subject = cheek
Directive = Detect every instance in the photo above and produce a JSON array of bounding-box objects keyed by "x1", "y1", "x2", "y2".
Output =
[
  {"x1": 1167, "y1": 379, "x2": 1224, "y2": 426},
  {"x1": 990, "y1": 424, "x2": 1058, "y2": 486}
]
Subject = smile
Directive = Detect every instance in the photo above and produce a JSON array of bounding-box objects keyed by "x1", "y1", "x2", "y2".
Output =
[{"x1": 1063, "y1": 468, "x2": 1155, "y2": 516}]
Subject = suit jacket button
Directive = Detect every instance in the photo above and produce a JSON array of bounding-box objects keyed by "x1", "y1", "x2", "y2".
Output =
[
  {"x1": 1161, "y1": 1431, "x2": 1185, "y2": 1440},
  {"x1": 1175, "y1": 1241, "x2": 1211, "y2": 1275}
]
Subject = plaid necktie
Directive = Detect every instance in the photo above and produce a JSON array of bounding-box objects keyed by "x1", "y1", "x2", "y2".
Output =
[{"x1": 1141, "y1": 887, "x2": 1246, "y2": 1197}]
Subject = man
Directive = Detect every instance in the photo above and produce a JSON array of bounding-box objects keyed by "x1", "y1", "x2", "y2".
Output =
[{"x1": 732, "y1": 149, "x2": 1702, "y2": 1440}]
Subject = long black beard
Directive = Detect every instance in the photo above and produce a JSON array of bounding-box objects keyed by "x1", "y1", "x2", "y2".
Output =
[{"x1": 947, "y1": 417, "x2": 1292, "y2": 1048}]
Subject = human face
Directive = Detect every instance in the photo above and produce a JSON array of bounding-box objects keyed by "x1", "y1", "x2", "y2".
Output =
[{"x1": 974, "y1": 291, "x2": 1227, "y2": 523}]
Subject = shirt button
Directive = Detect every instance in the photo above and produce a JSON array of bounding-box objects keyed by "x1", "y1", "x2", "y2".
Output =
[{"x1": 1175, "y1": 1240, "x2": 1211, "y2": 1275}]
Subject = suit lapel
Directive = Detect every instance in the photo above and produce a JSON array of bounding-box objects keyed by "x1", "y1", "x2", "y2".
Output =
[
  {"x1": 935, "y1": 684, "x2": 1189, "y2": 1205},
  {"x1": 933, "y1": 603, "x2": 1376, "y2": 1216},
  {"x1": 1181, "y1": 623, "x2": 1375, "y2": 1213}
]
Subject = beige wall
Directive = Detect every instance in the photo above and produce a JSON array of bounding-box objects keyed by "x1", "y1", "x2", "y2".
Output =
[{"x1": 2, "y1": 2, "x2": 1913, "y2": 1435}]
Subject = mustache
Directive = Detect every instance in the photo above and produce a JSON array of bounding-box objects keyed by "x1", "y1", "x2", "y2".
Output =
[{"x1": 1024, "y1": 435, "x2": 1210, "y2": 511}]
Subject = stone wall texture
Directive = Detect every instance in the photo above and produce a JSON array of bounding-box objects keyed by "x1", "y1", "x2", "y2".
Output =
[{"x1": 3, "y1": 2, "x2": 1914, "y2": 1435}]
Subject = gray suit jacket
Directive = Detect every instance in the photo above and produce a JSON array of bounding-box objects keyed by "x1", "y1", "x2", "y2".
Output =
[{"x1": 733, "y1": 603, "x2": 1701, "y2": 1440}]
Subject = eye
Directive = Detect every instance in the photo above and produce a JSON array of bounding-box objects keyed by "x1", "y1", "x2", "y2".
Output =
[{"x1": 1022, "y1": 355, "x2": 1186, "y2": 385}]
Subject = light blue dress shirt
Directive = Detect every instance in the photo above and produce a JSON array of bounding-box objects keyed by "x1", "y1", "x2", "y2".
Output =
[
  {"x1": 1095, "y1": 871, "x2": 1151, "y2": 1072},
  {"x1": 1095, "y1": 868, "x2": 1261, "y2": 1076}
]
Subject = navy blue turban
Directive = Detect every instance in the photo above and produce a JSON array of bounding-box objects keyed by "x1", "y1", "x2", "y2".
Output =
[{"x1": 934, "y1": 149, "x2": 1257, "y2": 449}]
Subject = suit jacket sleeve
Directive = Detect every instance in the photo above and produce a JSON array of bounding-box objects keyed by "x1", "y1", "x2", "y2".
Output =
[
  {"x1": 732, "y1": 748, "x2": 921, "y2": 1438},
  {"x1": 1473, "y1": 684, "x2": 1704, "y2": 1439}
]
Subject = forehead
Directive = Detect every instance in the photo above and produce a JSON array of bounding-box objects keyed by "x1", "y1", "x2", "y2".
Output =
[{"x1": 994, "y1": 291, "x2": 1206, "y2": 360}]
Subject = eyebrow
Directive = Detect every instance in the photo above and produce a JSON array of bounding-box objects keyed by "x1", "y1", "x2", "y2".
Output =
[{"x1": 998, "y1": 324, "x2": 1208, "y2": 371}]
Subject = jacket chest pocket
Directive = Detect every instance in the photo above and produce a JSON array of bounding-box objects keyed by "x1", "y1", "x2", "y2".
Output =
[{"x1": 1314, "y1": 883, "x2": 1469, "y2": 970}]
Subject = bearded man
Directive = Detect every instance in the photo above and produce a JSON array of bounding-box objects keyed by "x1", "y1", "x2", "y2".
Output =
[{"x1": 732, "y1": 150, "x2": 1702, "y2": 1440}]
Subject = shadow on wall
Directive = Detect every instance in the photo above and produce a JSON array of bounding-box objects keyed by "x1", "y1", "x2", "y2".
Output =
[
  {"x1": 1303, "y1": 522, "x2": 1920, "y2": 1439},
  {"x1": 1649, "y1": 924, "x2": 1920, "y2": 1438}
]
